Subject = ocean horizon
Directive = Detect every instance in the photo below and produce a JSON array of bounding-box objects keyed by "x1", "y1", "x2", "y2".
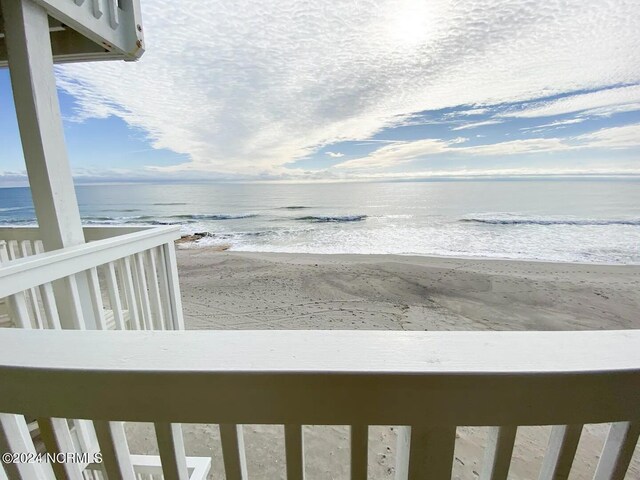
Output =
[{"x1": 1, "y1": 179, "x2": 639, "y2": 265}]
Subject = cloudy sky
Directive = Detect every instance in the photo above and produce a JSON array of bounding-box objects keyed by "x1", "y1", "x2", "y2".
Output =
[{"x1": 1, "y1": 0, "x2": 639, "y2": 184}]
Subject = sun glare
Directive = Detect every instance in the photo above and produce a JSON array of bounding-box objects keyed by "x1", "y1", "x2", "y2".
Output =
[{"x1": 386, "y1": 2, "x2": 437, "y2": 47}]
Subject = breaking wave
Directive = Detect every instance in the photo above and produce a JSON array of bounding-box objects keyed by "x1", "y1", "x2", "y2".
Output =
[
  {"x1": 82, "y1": 213, "x2": 258, "y2": 225},
  {"x1": 461, "y1": 217, "x2": 640, "y2": 226},
  {"x1": 295, "y1": 215, "x2": 367, "y2": 223},
  {"x1": 169, "y1": 213, "x2": 257, "y2": 221}
]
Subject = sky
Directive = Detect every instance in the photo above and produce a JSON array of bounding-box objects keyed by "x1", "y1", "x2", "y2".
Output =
[{"x1": 1, "y1": 0, "x2": 640, "y2": 185}]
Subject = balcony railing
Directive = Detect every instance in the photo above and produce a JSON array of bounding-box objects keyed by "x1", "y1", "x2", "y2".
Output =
[
  {"x1": 0, "y1": 226, "x2": 184, "y2": 331},
  {"x1": 0, "y1": 225, "x2": 214, "y2": 478},
  {"x1": 0, "y1": 329, "x2": 639, "y2": 480}
]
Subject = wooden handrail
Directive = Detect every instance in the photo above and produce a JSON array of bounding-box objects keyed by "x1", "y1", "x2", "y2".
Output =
[
  {"x1": 0, "y1": 329, "x2": 639, "y2": 426},
  {"x1": 0, "y1": 226, "x2": 180, "y2": 298}
]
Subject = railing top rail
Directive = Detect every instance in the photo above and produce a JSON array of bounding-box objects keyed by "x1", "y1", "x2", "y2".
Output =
[
  {"x1": 0, "y1": 226, "x2": 180, "y2": 297},
  {"x1": 1, "y1": 329, "x2": 639, "y2": 426}
]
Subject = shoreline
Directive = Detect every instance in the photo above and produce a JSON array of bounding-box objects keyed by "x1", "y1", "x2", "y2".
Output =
[
  {"x1": 176, "y1": 242, "x2": 640, "y2": 268},
  {"x1": 178, "y1": 243, "x2": 640, "y2": 268}
]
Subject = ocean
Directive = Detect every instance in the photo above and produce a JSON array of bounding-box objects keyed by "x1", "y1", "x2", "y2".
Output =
[{"x1": 1, "y1": 180, "x2": 639, "y2": 264}]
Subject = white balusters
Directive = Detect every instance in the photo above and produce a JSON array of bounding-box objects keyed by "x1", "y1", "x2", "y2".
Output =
[
  {"x1": 67, "y1": 274, "x2": 88, "y2": 329},
  {"x1": 155, "y1": 246, "x2": 172, "y2": 329},
  {"x1": 538, "y1": 425, "x2": 582, "y2": 480},
  {"x1": 407, "y1": 425, "x2": 456, "y2": 479},
  {"x1": 162, "y1": 242, "x2": 185, "y2": 330},
  {"x1": 220, "y1": 424, "x2": 248, "y2": 480},
  {"x1": 94, "y1": 421, "x2": 136, "y2": 480},
  {"x1": 0, "y1": 413, "x2": 54, "y2": 479},
  {"x1": 284, "y1": 425, "x2": 304, "y2": 480},
  {"x1": 350, "y1": 425, "x2": 368, "y2": 480},
  {"x1": 120, "y1": 257, "x2": 141, "y2": 330},
  {"x1": 105, "y1": 261, "x2": 126, "y2": 330},
  {"x1": 19, "y1": 241, "x2": 44, "y2": 328},
  {"x1": 594, "y1": 421, "x2": 640, "y2": 480},
  {"x1": 154, "y1": 423, "x2": 189, "y2": 480},
  {"x1": 38, "y1": 417, "x2": 84, "y2": 480},
  {"x1": 34, "y1": 241, "x2": 61, "y2": 329},
  {"x1": 144, "y1": 249, "x2": 165, "y2": 330},
  {"x1": 87, "y1": 267, "x2": 107, "y2": 330},
  {"x1": 480, "y1": 426, "x2": 517, "y2": 480},
  {"x1": 133, "y1": 253, "x2": 153, "y2": 330}
]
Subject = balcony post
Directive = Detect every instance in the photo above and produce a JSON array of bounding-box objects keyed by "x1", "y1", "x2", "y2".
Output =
[{"x1": 2, "y1": 0, "x2": 97, "y2": 329}]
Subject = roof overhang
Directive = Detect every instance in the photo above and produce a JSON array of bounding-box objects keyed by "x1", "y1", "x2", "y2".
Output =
[{"x1": 0, "y1": 0, "x2": 144, "y2": 66}]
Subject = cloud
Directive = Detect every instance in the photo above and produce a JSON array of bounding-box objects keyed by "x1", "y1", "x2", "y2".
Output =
[
  {"x1": 55, "y1": 0, "x2": 640, "y2": 175},
  {"x1": 520, "y1": 118, "x2": 586, "y2": 131},
  {"x1": 505, "y1": 84, "x2": 640, "y2": 118},
  {"x1": 574, "y1": 123, "x2": 640, "y2": 149},
  {"x1": 335, "y1": 123, "x2": 640, "y2": 171},
  {"x1": 452, "y1": 119, "x2": 503, "y2": 131},
  {"x1": 325, "y1": 151, "x2": 345, "y2": 158},
  {"x1": 453, "y1": 108, "x2": 489, "y2": 116}
]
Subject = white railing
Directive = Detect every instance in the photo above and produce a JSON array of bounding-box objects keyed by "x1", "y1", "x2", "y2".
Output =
[
  {"x1": 0, "y1": 226, "x2": 214, "y2": 478},
  {"x1": 0, "y1": 226, "x2": 184, "y2": 331},
  {"x1": 0, "y1": 329, "x2": 639, "y2": 480}
]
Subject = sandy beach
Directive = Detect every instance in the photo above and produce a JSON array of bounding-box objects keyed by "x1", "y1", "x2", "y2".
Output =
[{"x1": 127, "y1": 249, "x2": 640, "y2": 479}]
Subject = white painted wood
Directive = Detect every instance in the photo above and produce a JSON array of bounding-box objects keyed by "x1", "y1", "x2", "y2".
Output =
[
  {"x1": 106, "y1": 0, "x2": 119, "y2": 29},
  {"x1": 38, "y1": 417, "x2": 84, "y2": 480},
  {"x1": 34, "y1": 241, "x2": 61, "y2": 329},
  {"x1": 394, "y1": 426, "x2": 410, "y2": 480},
  {"x1": 94, "y1": 421, "x2": 136, "y2": 480},
  {"x1": 480, "y1": 426, "x2": 517, "y2": 480},
  {"x1": 0, "y1": 330, "x2": 639, "y2": 428},
  {"x1": 284, "y1": 425, "x2": 304, "y2": 480},
  {"x1": 26, "y1": 0, "x2": 145, "y2": 62},
  {"x1": 144, "y1": 249, "x2": 165, "y2": 330},
  {"x1": 85, "y1": 454, "x2": 211, "y2": 479},
  {"x1": 2, "y1": 0, "x2": 85, "y2": 252},
  {"x1": 133, "y1": 253, "x2": 152, "y2": 330},
  {"x1": 20, "y1": 241, "x2": 45, "y2": 328},
  {"x1": 538, "y1": 425, "x2": 582, "y2": 480},
  {"x1": 105, "y1": 262, "x2": 126, "y2": 330},
  {"x1": 66, "y1": 274, "x2": 87, "y2": 329},
  {"x1": 162, "y1": 242, "x2": 184, "y2": 330},
  {"x1": 0, "y1": 226, "x2": 181, "y2": 298},
  {"x1": 88, "y1": 267, "x2": 107, "y2": 330},
  {"x1": 74, "y1": 419, "x2": 99, "y2": 458},
  {"x1": 154, "y1": 246, "x2": 172, "y2": 330},
  {"x1": 407, "y1": 425, "x2": 456, "y2": 479},
  {"x1": 7, "y1": 291, "x2": 32, "y2": 329},
  {"x1": 350, "y1": 425, "x2": 368, "y2": 480},
  {"x1": 91, "y1": 0, "x2": 103, "y2": 19},
  {"x1": 1, "y1": 0, "x2": 105, "y2": 331},
  {"x1": 593, "y1": 421, "x2": 640, "y2": 480},
  {"x1": 219, "y1": 424, "x2": 248, "y2": 480},
  {"x1": 0, "y1": 414, "x2": 54, "y2": 480},
  {"x1": 120, "y1": 257, "x2": 141, "y2": 330},
  {"x1": 154, "y1": 423, "x2": 188, "y2": 480},
  {"x1": 0, "y1": 244, "x2": 30, "y2": 329},
  {"x1": 187, "y1": 455, "x2": 212, "y2": 480},
  {"x1": 6, "y1": 241, "x2": 19, "y2": 261}
]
